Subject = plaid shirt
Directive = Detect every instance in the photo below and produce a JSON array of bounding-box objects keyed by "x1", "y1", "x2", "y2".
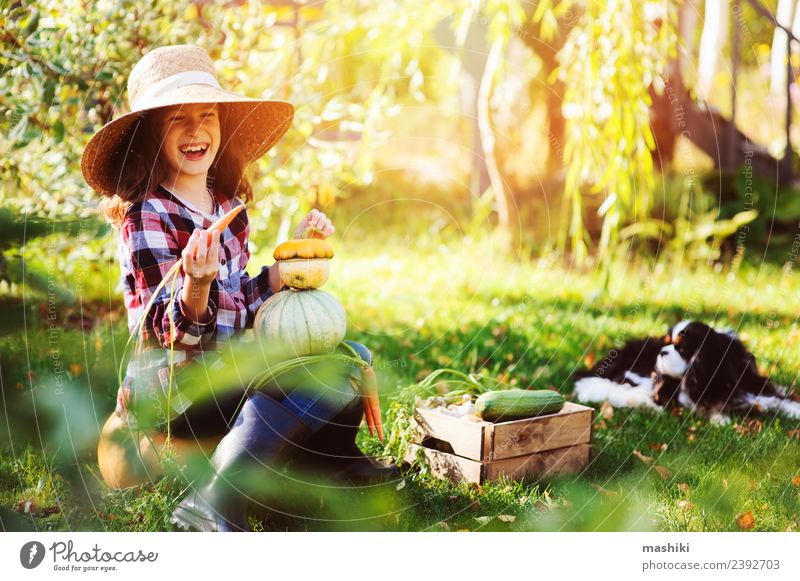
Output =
[{"x1": 116, "y1": 184, "x2": 275, "y2": 427}]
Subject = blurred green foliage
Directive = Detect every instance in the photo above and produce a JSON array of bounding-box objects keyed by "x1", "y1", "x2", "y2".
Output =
[{"x1": 3, "y1": 0, "x2": 800, "y2": 533}]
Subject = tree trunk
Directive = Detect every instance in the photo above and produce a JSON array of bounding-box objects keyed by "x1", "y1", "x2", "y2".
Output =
[
  {"x1": 679, "y1": 0, "x2": 700, "y2": 78},
  {"x1": 478, "y1": 38, "x2": 517, "y2": 252},
  {"x1": 697, "y1": 0, "x2": 730, "y2": 101},
  {"x1": 770, "y1": 0, "x2": 796, "y2": 94}
]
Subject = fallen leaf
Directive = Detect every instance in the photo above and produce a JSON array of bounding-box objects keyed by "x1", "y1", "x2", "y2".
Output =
[
  {"x1": 590, "y1": 483, "x2": 619, "y2": 496},
  {"x1": 677, "y1": 500, "x2": 694, "y2": 511},
  {"x1": 38, "y1": 506, "x2": 60, "y2": 517},
  {"x1": 395, "y1": 479, "x2": 406, "y2": 491},
  {"x1": 678, "y1": 483, "x2": 690, "y2": 494},
  {"x1": 497, "y1": 514, "x2": 516, "y2": 522},
  {"x1": 474, "y1": 516, "x2": 493, "y2": 525},
  {"x1": 648, "y1": 442, "x2": 668, "y2": 452},
  {"x1": 600, "y1": 401, "x2": 614, "y2": 420},
  {"x1": 654, "y1": 465, "x2": 672, "y2": 480},
  {"x1": 787, "y1": 429, "x2": 800, "y2": 440},
  {"x1": 734, "y1": 419, "x2": 763, "y2": 437},
  {"x1": 16, "y1": 500, "x2": 34, "y2": 514},
  {"x1": 792, "y1": 475, "x2": 800, "y2": 488},
  {"x1": 468, "y1": 500, "x2": 481, "y2": 512},
  {"x1": 737, "y1": 511, "x2": 755, "y2": 530},
  {"x1": 633, "y1": 449, "x2": 654, "y2": 464}
]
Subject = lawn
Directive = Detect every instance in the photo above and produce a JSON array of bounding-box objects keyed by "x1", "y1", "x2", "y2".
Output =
[{"x1": 2, "y1": 234, "x2": 800, "y2": 532}]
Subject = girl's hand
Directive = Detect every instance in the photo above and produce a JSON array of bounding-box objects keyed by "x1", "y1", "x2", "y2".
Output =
[
  {"x1": 293, "y1": 209, "x2": 335, "y2": 239},
  {"x1": 182, "y1": 228, "x2": 221, "y2": 286}
]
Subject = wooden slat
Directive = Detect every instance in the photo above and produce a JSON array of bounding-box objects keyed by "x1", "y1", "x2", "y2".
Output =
[
  {"x1": 406, "y1": 442, "x2": 592, "y2": 485},
  {"x1": 405, "y1": 443, "x2": 484, "y2": 484},
  {"x1": 489, "y1": 402, "x2": 593, "y2": 460},
  {"x1": 413, "y1": 407, "x2": 489, "y2": 461},
  {"x1": 484, "y1": 443, "x2": 591, "y2": 481}
]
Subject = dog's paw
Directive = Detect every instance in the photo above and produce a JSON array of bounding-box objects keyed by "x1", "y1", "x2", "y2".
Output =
[{"x1": 709, "y1": 412, "x2": 731, "y2": 426}]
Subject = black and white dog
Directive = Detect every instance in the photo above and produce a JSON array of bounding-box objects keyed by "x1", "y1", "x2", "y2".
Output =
[{"x1": 573, "y1": 321, "x2": 800, "y2": 424}]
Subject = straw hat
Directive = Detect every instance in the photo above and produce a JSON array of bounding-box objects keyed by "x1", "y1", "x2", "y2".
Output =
[{"x1": 81, "y1": 44, "x2": 295, "y2": 197}]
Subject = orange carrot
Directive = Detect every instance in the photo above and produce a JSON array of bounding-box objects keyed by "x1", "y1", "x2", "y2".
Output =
[
  {"x1": 361, "y1": 366, "x2": 383, "y2": 441},
  {"x1": 363, "y1": 393, "x2": 375, "y2": 437},
  {"x1": 212, "y1": 204, "x2": 245, "y2": 231},
  {"x1": 191, "y1": 205, "x2": 244, "y2": 259}
]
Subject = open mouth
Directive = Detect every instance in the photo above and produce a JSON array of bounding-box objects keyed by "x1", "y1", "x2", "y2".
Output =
[{"x1": 179, "y1": 143, "x2": 209, "y2": 161}]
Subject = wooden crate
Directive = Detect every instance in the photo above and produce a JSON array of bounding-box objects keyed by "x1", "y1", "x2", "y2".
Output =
[{"x1": 405, "y1": 401, "x2": 594, "y2": 484}]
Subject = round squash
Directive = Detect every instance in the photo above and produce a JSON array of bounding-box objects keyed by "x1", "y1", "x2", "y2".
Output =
[
  {"x1": 97, "y1": 412, "x2": 220, "y2": 489},
  {"x1": 273, "y1": 238, "x2": 334, "y2": 261},
  {"x1": 254, "y1": 289, "x2": 346, "y2": 356},
  {"x1": 278, "y1": 257, "x2": 330, "y2": 289}
]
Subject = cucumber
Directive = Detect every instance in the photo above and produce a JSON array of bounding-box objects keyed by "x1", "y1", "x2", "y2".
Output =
[{"x1": 474, "y1": 389, "x2": 565, "y2": 422}]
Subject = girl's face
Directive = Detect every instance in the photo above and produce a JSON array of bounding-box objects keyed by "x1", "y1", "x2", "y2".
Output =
[{"x1": 157, "y1": 103, "x2": 221, "y2": 179}]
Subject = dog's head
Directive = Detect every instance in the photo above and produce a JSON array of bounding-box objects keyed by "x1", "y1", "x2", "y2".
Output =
[
  {"x1": 653, "y1": 320, "x2": 754, "y2": 409},
  {"x1": 652, "y1": 321, "x2": 717, "y2": 407},
  {"x1": 655, "y1": 320, "x2": 716, "y2": 379}
]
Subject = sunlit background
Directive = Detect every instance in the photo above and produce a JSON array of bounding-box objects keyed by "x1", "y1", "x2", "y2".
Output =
[{"x1": 2, "y1": 0, "x2": 800, "y2": 532}]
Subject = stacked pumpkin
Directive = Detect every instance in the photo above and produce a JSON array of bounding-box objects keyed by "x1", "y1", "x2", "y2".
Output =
[{"x1": 254, "y1": 226, "x2": 346, "y2": 356}]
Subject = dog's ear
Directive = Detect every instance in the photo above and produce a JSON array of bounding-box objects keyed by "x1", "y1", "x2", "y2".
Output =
[
  {"x1": 681, "y1": 329, "x2": 741, "y2": 408},
  {"x1": 652, "y1": 369, "x2": 680, "y2": 408}
]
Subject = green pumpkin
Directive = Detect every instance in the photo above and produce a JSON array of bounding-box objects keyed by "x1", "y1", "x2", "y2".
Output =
[{"x1": 254, "y1": 289, "x2": 346, "y2": 356}]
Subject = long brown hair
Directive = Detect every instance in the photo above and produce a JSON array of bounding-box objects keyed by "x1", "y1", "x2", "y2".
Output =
[{"x1": 99, "y1": 105, "x2": 254, "y2": 228}]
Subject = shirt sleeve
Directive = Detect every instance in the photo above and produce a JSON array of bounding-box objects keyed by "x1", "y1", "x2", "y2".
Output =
[
  {"x1": 123, "y1": 205, "x2": 218, "y2": 349},
  {"x1": 238, "y1": 213, "x2": 275, "y2": 329}
]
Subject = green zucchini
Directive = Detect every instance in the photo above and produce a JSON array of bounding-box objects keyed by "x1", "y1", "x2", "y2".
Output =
[{"x1": 474, "y1": 389, "x2": 565, "y2": 422}]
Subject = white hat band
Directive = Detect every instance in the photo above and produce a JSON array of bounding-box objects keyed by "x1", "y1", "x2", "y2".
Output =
[{"x1": 133, "y1": 70, "x2": 222, "y2": 111}]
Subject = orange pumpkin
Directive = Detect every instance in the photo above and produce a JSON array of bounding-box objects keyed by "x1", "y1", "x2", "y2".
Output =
[{"x1": 97, "y1": 412, "x2": 219, "y2": 489}]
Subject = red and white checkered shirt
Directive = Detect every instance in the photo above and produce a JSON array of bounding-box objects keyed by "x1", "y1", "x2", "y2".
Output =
[{"x1": 116, "y1": 184, "x2": 275, "y2": 426}]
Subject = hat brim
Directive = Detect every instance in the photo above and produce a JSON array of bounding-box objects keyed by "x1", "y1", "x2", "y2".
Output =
[{"x1": 81, "y1": 84, "x2": 294, "y2": 197}]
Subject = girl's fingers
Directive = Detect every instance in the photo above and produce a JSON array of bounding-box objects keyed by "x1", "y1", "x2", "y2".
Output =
[
  {"x1": 208, "y1": 229, "x2": 221, "y2": 265},
  {"x1": 312, "y1": 212, "x2": 334, "y2": 237},
  {"x1": 195, "y1": 230, "x2": 209, "y2": 263},
  {"x1": 184, "y1": 230, "x2": 199, "y2": 261},
  {"x1": 310, "y1": 211, "x2": 326, "y2": 229}
]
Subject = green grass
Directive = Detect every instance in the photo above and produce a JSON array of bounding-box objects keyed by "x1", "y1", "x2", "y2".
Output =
[{"x1": 2, "y1": 236, "x2": 800, "y2": 531}]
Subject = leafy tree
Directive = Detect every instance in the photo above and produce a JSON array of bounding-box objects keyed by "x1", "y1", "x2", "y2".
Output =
[
  {"x1": 0, "y1": 0, "x2": 203, "y2": 218},
  {"x1": 537, "y1": 0, "x2": 676, "y2": 263}
]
